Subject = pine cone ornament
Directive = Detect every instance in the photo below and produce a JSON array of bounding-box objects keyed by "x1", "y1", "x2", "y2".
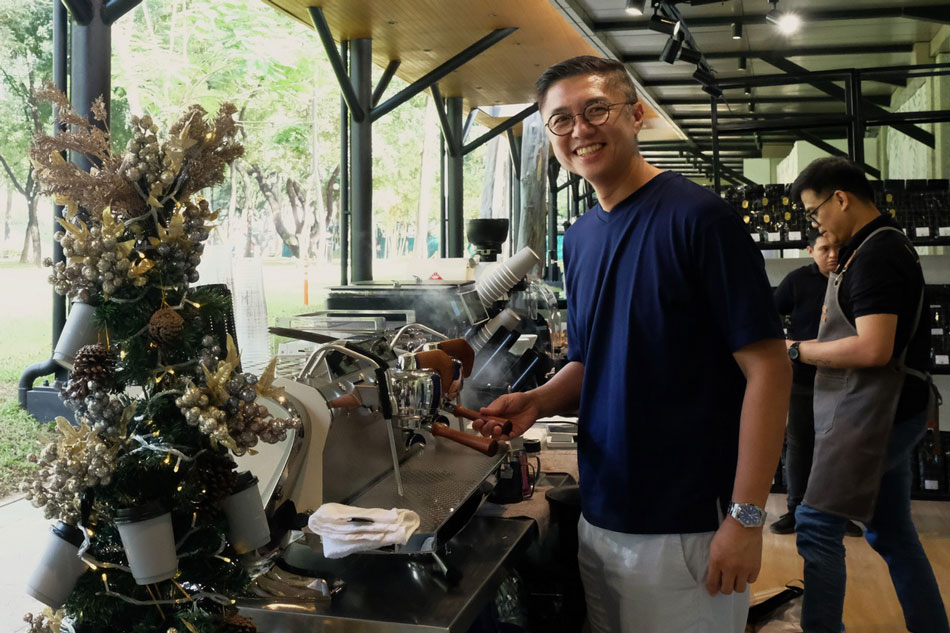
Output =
[
  {"x1": 195, "y1": 452, "x2": 238, "y2": 504},
  {"x1": 220, "y1": 613, "x2": 258, "y2": 633},
  {"x1": 62, "y1": 343, "x2": 116, "y2": 406},
  {"x1": 148, "y1": 307, "x2": 184, "y2": 345}
]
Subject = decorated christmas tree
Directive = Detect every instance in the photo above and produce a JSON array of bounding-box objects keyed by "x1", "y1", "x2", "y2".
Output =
[{"x1": 20, "y1": 85, "x2": 300, "y2": 633}]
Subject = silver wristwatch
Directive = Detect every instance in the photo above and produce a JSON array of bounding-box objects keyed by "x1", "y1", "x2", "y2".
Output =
[{"x1": 726, "y1": 502, "x2": 767, "y2": 527}]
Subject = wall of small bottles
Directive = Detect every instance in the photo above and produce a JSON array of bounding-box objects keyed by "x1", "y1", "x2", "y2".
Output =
[{"x1": 721, "y1": 179, "x2": 950, "y2": 246}]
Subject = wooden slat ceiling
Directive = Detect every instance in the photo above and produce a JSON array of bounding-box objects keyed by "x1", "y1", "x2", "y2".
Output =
[{"x1": 262, "y1": 0, "x2": 680, "y2": 139}]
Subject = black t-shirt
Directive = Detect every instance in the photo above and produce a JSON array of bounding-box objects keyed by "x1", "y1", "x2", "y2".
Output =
[
  {"x1": 836, "y1": 214, "x2": 929, "y2": 420},
  {"x1": 774, "y1": 263, "x2": 827, "y2": 386}
]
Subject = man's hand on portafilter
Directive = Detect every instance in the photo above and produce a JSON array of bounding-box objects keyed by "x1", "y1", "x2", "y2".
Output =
[{"x1": 473, "y1": 392, "x2": 540, "y2": 441}]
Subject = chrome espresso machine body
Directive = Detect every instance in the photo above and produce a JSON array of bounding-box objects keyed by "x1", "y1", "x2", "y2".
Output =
[{"x1": 235, "y1": 325, "x2": 526, "y2": 631}]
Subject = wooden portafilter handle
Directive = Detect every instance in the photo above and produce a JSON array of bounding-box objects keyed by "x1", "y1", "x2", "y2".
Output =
[
  {"x1": 448, "y1": 404, "x2": 513, "y2": 436},
  {"x1": 430, "y1": 422, "x2": 499, "y2": 457}
]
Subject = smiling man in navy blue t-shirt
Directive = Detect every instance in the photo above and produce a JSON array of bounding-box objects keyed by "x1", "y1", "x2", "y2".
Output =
[{"x1": 475, "y1": 56, "x2": 791, "y2": 633}]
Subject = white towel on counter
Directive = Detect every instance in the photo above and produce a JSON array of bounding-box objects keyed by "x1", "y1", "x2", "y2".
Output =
[{"x1": 308, "y1": 503, "x2": 421, "y2": 559}]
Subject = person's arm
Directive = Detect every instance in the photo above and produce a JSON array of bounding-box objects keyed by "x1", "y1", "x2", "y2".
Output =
[
  {"x1": 705, "y1": 337, "x2": 791, "y2": 596},
  {"x1": 773, "y1": 274, "x2": 794, "y2": 317},
  {"x1": 475, "y1": 361, "x2": 584, "y2": 440},
  {"x1": 791, "y1": 313, "x2": 897, "y2": 368}
]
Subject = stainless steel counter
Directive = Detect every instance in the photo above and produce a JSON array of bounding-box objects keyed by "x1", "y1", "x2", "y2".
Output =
[{"x1": 239, "y1": 516, "x2": 536, "y2": 633}]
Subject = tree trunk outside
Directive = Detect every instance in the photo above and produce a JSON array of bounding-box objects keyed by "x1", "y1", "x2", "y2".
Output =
[
  {"x1": 3, "y1": 185, "x2": 11, "y2": 241},
  {"x1": 19, "y1": 195, "x2": 41, "y2": 265}
]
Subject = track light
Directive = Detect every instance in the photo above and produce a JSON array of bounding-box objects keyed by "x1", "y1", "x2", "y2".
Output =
[
  {"x1": 659, "y1": 35, "x2": 682, "y2": 64},
  {"x1": 745, "y1": 85, "x2": 751, "y2": 96},
  {"x1": 766, "y1": 1, "x2": 801, "y2": 35},
  {"x1": 749, "y1": 101, "x2": 756, "y2": 113},
  {"x1": 648, "y1": 14, "x2": 677, "y2": 35},
  {"x1": 693, "y1": 67, "x2": 716, "y2": 86},
  {"x1": 678, "y1": 47, "x2": 702, "y2": 64},
  {"x1": 625, "y1": 0, "x2": 648, "y2": 16},
  {"x1": 702, "y1": 84, "x2": 723, "y2": 98},
  {"x1": 732, "y1": 22, "x2": 742, "y2": 39},
  {"x1": 738, "y1": 56, "x2": 747, "y2": 71}
]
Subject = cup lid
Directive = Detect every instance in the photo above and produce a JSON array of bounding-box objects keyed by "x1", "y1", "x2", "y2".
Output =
[
  {"x1": 524, "y1": 438, "x2": 542, "y2": 453},
  {"x1": 52, "y1": 521, "x2": 85, "y2": 547},
  {"x1": 233, "y1": 471, "x2": 259, "y2": 494},
  {"x1": 114, "y1": 500, "x2": 167, "y2": 524}
]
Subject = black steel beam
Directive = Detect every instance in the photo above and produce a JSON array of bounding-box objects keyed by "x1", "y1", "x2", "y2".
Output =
[
  {"x1": 371, "y1": 28, "x2": 516, "y2": 122},
  {"x1": 463, "y1": 110, "x2": 476, "y2": 143},
  {"x1": 673, "y1": 112, "x2": 846, "y2": 120},
  {"x1": 716, "y1": 115, "x2": 850, "y2": 133},
  {"x1": 446, "y1": 97, "x2": 464, "y2": 257},
  {"x1": 643, "y1": 74, "x2": 906, "y2": 89},
  {"x1": 309, "y1": 7, "x2": 365, "y2": 122},
  {"x1": 350, "y1": 38, "x2": 373, "y2": 282},
  {"x1": 371, "y1": 59, "x2": 400, "y2": 108},
  {"x1": 796, "y1": 129, "x2": 881, "y2": 180},
  {"x1": 60, "y1": 0, "x2": 93, "y2": 24},
  {"x1": 100, "y1": 0, "x2": 141, "y2": 25},
  {"x1": 462, "y1": 103, "x2": 538, "y2": 155},
  {"x1": 595, "y1": 6, "x2": 950, "y2": 31},
  {"x1": 685, "y1": 148, "x2": 755, "y2": 186},
  {"x1": 711, "y1": 96, "x2": 720, "y2": 193},
  {"x1": 339, "y1": 41, "x2": 349, "y2": 286},
  {"x1": 659, "y1": 95, "x2": 888, "y2": 105},
  {"x1": 865, "y1": 110, "x2": 950, "y2": 126},
  {"x1": 52, "y1": 0, "x2": 67, "y2": 349},
  {"x1": 761, "y1": 54, "x2": 934, "y2": 148},
  {"x1": 430, "y1": 85, "x2": 460, "y2": 156},
  {"x1": 623, "y1": 44, "x2": 913, "y2": 63}
]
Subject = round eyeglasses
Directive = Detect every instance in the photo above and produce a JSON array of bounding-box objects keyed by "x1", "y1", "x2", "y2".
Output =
[{"x1": 545, "y1": 102, "x2": 635, "y2": 136}]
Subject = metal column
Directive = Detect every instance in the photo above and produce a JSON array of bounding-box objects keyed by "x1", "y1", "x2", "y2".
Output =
[
  {"x1": 350, "y1": 38, "x2": 373, "y2": 281},
  {"x1": 70, "y1": 0, "x2": 111, "y2": 172},
  {"x1": 547, "y1": 159, "x2": 560, "y2": 281},
  {"x1": 446, "y1": 97, "x2": 464, "y2": 257},
  {"x1": 52, "y1": 0, "x2": 68, "y2": 349},
  {"x1": 845, "y1": 70, "x2": 865, "y2": 166},
  {"x1": 710, "y1": 96, "x2": 721, "y2": 194},
  {"x1": 339, "y1": 41, "x2": 349, "y2": 285}
]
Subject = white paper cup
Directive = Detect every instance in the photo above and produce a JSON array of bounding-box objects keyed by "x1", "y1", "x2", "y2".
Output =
[
  {"x1": 221, "y1": 472, "x2": 270, "y2": 554},
  {"x1": 474, "y1": 247, "x2": 541, "y2": 308},
  {"x1": 468, "y1": 308, "x2": 521, "y2": 351},
  {"x1": 53, "y1": 302, "x2": 100, "y2": 370},
  {"x1": 114, "y1": 502, "x2": 178, "y2": 585},
  {"x1": 26, "y1": 522, "x2": 87, "y2": 608}
]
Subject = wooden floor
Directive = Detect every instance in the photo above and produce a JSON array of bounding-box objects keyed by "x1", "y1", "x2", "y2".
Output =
[{"x1": 753, "y1": 493, "x2": 950, "y2": 632}]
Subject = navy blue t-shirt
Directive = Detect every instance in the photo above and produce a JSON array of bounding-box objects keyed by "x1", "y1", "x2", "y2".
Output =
[{"x1": 564, "y1": 171, "x2": 783, "y2": 534}]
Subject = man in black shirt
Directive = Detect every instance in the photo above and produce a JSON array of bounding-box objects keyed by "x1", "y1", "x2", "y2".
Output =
[
  {"x1": 786, "y1": 157, "x2": 948, "y2": 633},
  {"x1": 771, "y1": 230, "x2": 865, "y2": 536}
]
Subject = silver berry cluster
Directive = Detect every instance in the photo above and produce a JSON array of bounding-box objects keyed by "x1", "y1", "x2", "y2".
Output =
[
  {"x1": 125, "y1": 114, "x2": 165, "y2": 188},
  {"x1": 22, "y1": 611, "x2": 60, "y2": 633},
  {"x1": 176, "y1": 385, "x2": 230, "y2": 446},
  {"x1": 22, "y1": 434, "x2": 116, "y2": 522},
  {"x1": 198, "y1": 335, "x2": 222, "y2": 369},
  {"x1": 46, "y1": 225, "x2": 139, "y2": 300},
  {"x1": 65, "y1": 389, "x2": 128, "y2": 438}
]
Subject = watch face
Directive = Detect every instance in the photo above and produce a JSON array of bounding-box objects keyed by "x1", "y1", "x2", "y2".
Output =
[
  {"x1": 788, "y1": 345, "x2": 799, "y2": 361},
  {"x1": 730, "y1": 503, "x2": 764, "y2": 527}
]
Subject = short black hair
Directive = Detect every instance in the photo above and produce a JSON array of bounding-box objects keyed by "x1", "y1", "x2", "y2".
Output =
[
  {"x1": 535, "y1": 56, "x2": 638, "y2": 108},
  {"x1": 806, "y1": 227, "x2": 820, "y2": 247},
  {"x1": 790, "y1": 156, "x2": 875, "y2": 206}
]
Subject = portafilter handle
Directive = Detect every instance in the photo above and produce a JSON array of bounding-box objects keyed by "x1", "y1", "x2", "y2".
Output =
[{"x1": 429, "y1": 421, "x2": 499, "y2": 457}]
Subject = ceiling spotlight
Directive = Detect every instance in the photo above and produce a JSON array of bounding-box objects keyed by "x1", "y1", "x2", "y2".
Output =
[
  {"x1": 749, "y1": 101, "x2": 756, "y2": 113},
  {"x1": 678, "y1": 47, "x2": 702, "y2": 64},
  {"x1": 731, "y1": 22, "x2": 742, "y2": 39},
  {"x1": 738, "y1": 56, "x2": 747, "y2": 71},
  {"x1": 648, "y1": 14, "x2": 677, "y2": 35},
  {"x1": 766, "y1": 1, "x2": 801, "y2": 35},
  {"x1": 693, "y1": 67, "x2": 716, "y2": 85},
  {"x1": 745, "y1": 85, "x2": 751, "y2": 96},
  {"x1": 659, "y1": 35, "x2": 683, "y2": 64},
  {"x1": 701, "y1": 84, "x2": 723, "y2": 98},
  {"x1": 625, "y1": 0, "x2": 649, "y2": 16}
]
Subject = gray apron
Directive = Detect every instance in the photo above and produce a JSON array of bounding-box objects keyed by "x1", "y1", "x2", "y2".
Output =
[{"x1": 804, "y1": 226, "x2": 925, "y2": 522}]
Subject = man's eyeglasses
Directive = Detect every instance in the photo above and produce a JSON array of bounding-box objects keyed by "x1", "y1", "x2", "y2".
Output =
[
  {"x1": 804, "y1": 192, "x2": 836, "y2": 224},
  {"x1": 545, "y1": 102, "x2": 635, "y2": 136}
]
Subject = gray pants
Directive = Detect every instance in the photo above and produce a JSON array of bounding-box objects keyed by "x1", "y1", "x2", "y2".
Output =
[{"x1": 577, "y1": 515, "x2": 749, "y2": 633}]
